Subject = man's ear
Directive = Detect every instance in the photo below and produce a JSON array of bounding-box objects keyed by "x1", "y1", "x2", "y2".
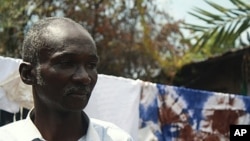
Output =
[{"x1": 19, "y1": 62, "x2": 36, "y2": 85}]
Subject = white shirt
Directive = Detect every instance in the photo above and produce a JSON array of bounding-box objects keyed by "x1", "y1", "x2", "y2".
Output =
[{"x1": 0, "y1": 112, "x2": 133, "y2": 141}]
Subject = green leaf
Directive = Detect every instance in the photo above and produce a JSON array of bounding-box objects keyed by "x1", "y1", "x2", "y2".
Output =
[
  {"x1": 185, "y1": 0, "x2": 250, "y2": 55},
  {"x1": 205, "y1": 0, "x2": 228, "y2": 13}
]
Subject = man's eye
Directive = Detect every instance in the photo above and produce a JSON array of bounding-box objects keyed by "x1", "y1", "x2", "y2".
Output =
[
  {"x1": 87, "y1": 63, "x2": 97, "y2": 69},
  {"x1": 58, "y1": 60, "x2": 74, "y2": 67}
]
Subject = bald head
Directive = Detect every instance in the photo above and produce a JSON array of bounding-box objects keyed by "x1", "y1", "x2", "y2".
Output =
[{"x1": 22, "y1": 17, "x2": 95, "y2": 65}]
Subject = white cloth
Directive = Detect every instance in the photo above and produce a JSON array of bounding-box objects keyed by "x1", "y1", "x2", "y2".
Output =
[
  {"x1": 84, "y1": 74, "x2": 141, "y2": 140},
  {"x1": 0, "y1": 111, "x2": 133, "y2": 141},
  {"x1": 0, "y1": 88, "x2": 19, "y2": 113},
  {"x1": 0, "y1": 56, "x2": 22, "y2": 113},
  {"x1": 0, "y1": 56, "x2": 33, "y2": 111}
]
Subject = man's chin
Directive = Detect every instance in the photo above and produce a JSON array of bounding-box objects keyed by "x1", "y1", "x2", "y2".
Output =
[{"x1": 63, "y1": 102, "x2": 89, "y2": 112}]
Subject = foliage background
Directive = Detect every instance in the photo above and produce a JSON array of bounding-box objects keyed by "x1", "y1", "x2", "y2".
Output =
[
  {"x1": 1, "y1": 0, "x2": 249, "y2": 84},
  {"x1": 0, "y1": 0, "x2": 192, "y2": 84}
]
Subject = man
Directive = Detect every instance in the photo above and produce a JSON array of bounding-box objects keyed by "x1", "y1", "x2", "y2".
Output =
[{"x1": 0, "y1": 17, "x2": 133, "y2": 141}]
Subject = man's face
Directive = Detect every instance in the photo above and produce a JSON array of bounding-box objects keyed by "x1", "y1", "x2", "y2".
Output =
[{"x1": 34, "y1": 23, "x2": 99, "y2": 112}]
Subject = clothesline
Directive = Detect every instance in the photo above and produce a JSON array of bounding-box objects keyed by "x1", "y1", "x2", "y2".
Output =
[{"x1": 1, "y1": 56, "x2": 250, "y2": 141}]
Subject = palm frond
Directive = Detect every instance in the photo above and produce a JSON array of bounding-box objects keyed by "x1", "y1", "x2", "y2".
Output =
[
  {"x1": 205, "y1": 0, "x2": 228, "y2": 13},
  {"x1": 184, "y1": 0, "x2": 250, "y2": 57}
]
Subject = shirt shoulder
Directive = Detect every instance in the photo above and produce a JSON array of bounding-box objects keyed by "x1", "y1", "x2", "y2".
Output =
[
  {"x1": 0, "y1": 120, "x2": 27, "y2": 140},
  {"x1": 90, "y1": 118, "x2": 134, "y2": 141},
  {"x1": 0, "y1": 118, "x2": 43, "y2": 141}
]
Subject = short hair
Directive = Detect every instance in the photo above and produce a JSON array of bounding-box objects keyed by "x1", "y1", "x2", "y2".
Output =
[{"x1": 22, "y1": 17, "x2": 93, "y2": 65}]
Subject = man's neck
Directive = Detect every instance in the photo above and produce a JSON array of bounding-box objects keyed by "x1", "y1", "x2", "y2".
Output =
[{"x1": 30, "y1": 109, "x2": 89, "y2": 141}]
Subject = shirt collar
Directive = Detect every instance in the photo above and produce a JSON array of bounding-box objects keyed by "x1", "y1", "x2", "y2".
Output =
[
  {"x1": 24, "y1": 109, "x2": 101, "y2": 141},
  {"x1": 21, "y1": 110, "x2": 45, "y2": 141},
  {"x1": 84, "y1": 121, "x2": 101, "y2": 141}
]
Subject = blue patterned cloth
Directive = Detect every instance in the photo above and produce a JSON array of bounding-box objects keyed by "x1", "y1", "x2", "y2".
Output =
[{"x1": 139, "y1": 82, "x2": 250, "y2": 141}]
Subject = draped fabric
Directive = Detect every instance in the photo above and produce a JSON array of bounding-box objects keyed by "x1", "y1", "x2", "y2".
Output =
[
  {"x1": 1, "y1": 56, "x2": 250, "y2": 141},
  {"x1": 0, "y1": 56, "x2": 23, "y2": 113},
  {"x1": 85, "y1": 74, "x2": 141, "y2": 139},
  {"x1": 139, "y1": 82, "x2": 250, "y2": 141}
]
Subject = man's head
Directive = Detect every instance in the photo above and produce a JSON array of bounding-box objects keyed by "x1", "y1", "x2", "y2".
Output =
[
  {"x1": 19, "y1": 17, "x2": 99, "y2": 112},
  {"x1": 22, "y1": 17, "x2": 95, "y2": 65}
]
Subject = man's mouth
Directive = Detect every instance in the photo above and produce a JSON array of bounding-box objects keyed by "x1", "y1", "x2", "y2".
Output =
[
  {"x1": 67, "y1": 91, "x2": 89, "y2": 96},
  {"x1": 64, "y1": 86, "x2": 91, "y2": 97}
]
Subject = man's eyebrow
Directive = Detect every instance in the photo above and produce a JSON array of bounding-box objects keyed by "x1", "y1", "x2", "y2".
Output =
[
  {"x1": 51, "y1": 52, "x2": 99, "y2": 61},
  {"x1": 51, "y1": 52, "x2": 76, "y2": 59},
  {"x1": 89, "y1": 54, "x2": 100, "y2": 63}
]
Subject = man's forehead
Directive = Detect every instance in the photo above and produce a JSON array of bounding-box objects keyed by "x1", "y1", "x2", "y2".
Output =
[
  {"x1": 43, "y1": 22, "x2": 95, "y2": 47},
  {"x1": 46, "y1": 24, "x2": 68, "y2": 38},
  {"x1": 38, "y1": 40, "x2": 98, "y2": 63},
  {"x1": 45, "y1": 21, "x2": 92, "y2": 40}
]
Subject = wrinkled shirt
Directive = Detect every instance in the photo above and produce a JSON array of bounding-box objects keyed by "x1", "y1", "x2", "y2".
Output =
[{"x1": 0, "y1": 112, "x2": 133, "y2": 141}]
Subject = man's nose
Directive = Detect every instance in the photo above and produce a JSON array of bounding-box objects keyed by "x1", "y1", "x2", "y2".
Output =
[{"x1": 72, "y1": 65, "x2": 91, "y2": 84}]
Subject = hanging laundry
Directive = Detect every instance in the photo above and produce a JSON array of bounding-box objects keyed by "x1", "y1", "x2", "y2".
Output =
[
  {"x1": 84, "y1": 74, "x2": 142, "y2": 140},
  {"x1": 139, "y1": 82, "x2": 250, "y2": 141},
  {"x1": 139, "y1": 82, "x2": 161, "y2": 141},
  {"x1": 0, "y1": 56, "x2": 23, "y2": 113},
  {"x1": 0, "y1": 56, "x2": 33, "y2": 111},
  {"x1": 3, "y1": 56, "x2": 250, "y2": 141}
]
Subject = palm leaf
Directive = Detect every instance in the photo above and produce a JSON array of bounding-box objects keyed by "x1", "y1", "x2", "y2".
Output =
[
  {"x1": 205, "y1": 0, "x2": 228, "y2": 13},
  {"x1": 188, "y1": 11, "x2": 215, "y2": 24},
  {"x1": 184, "y1": 0, "x2": 250, "y2": 56}
]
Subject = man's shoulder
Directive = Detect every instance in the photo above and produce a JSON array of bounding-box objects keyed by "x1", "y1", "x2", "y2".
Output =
[
  {"x1": 0, "y1": 120, "x2": 26, "y2": 131},
  {"x1": 0, "y1": 120, "x2": 27, "y2": 140},
  {"x1": 90, "y1": 118, "x2": 126, "y2": 133},
  {"x1": 90, "y1": 118, "x2": 134, "y2": 141},
  {"x1": 90, "y1": 118, "x2": 118, "y2": 128}
]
